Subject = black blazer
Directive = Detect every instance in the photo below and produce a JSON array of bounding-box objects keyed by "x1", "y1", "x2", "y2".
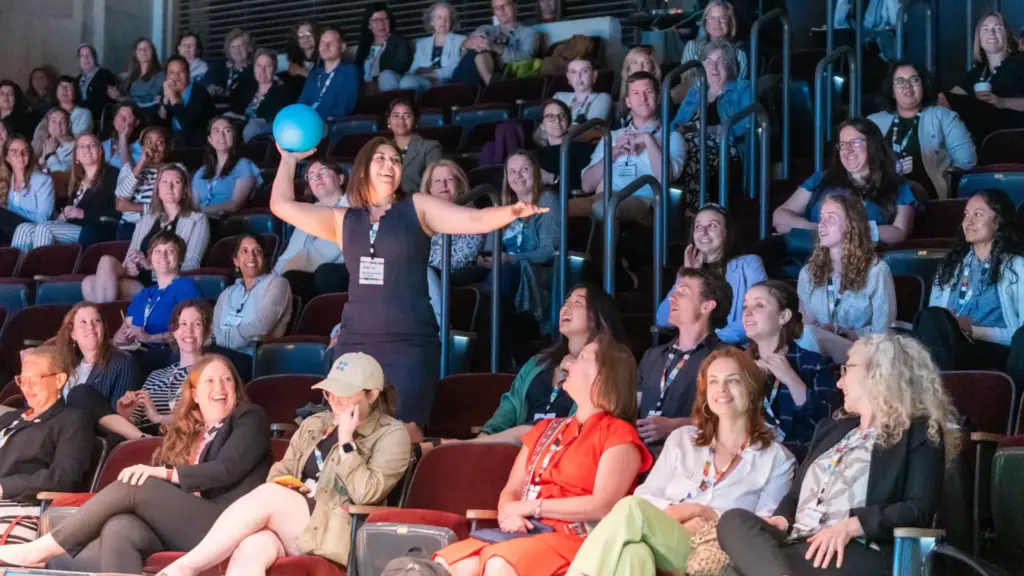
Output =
[
  {"x1": 356, "y1": 34, "x2": 413, "y2": 76},
  {"x1": 68, "y1": 165, "x2": 121, "y2": 225},
  {"x1": 175, "y1": 403, "x2": 272, "y2": 506},
  {"x1": 166, "y1": 84, "x2": 215, "y2": 148},
  {"x1": 774, "y1": 416, "x2": 944, "y2": 543},
  {"x1": 230, "y1": 81, "x2": 295, "y2": 124},
  {"x1": 0, "y1": 399, "x2": 94, "y2": 501},
  {"x1": 208, "y1": 62, "x2": 256, "y2": 101},
  {"x1": 77, "y1": 68, "x2": 118, "y2": 127}
]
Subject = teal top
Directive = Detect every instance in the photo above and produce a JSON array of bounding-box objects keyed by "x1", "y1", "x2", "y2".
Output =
[{"x1": 480, "y1": 354, "x2": 578, "y2": 435}]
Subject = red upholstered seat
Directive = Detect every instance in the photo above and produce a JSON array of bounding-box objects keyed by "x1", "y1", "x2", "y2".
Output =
[
  {"x1": 144, "y1": 552, "x2": 345, "y2": 576},
  {"x1": 426, "y1": 373, "x2": 515, "y2": 439},
  {"x1": 74, "y1": 240, "x2": 130, "y2": 274},
  {"x1": 942, "y1": 371, "x2": 1016, "y2": 435},
  {"x1": 245, "y1": 375, "x2": 323, "y2": 426},
  {"x1": 48, "y1": 438, "x2": 162, "y2": 507}
]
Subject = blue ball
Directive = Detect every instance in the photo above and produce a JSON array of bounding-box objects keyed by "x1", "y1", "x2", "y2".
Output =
[{"x1": 273, "y1": 104, "x2": 324, "y2": 153}]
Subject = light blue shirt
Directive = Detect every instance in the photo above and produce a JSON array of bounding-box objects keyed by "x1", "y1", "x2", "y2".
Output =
[
  {"x1": 801, "y1": 171, "x2": 918, "y2": 225},
  {"x1": 191, "y1": 158, "x2": 262, "y2": 208},
  {"x1": 7, "y1": 172, "x2": 55, "y2": 224},
  {"x1": 948, "y1": 253, "x2": 1006, "y2": 329},
  {"x1": 103, "y1": 139, "x2": 143, "y2": 170}
]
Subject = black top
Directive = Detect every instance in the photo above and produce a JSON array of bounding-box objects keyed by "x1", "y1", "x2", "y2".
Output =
[
  {"x1": 68, "y1": 165, "x2": 121, "y2": 225},
  {"x1": 76, "y1": 68, "x2": 118, "y2": 126},
  {"x1": 705, "y1": 103, "x2": 722, "y2": 127},
  {"x1": 207, "y1": 62, "x2": 256, "y2": 101},
  {"x1": 963, "y1": 52, "x2": 1024, "y2": 99},
  {"x1": 948, "y1": 52, "x2": 1024, "y2": 142},
  {"x1": 885, "y1": 115, "x2": 935, "y2": 200},
  {"x1": 167, "y1": 84, "x2": 215, "y2": 148},
  {"x1": 1, "y1": 110, "x2": 35, "y2": 139},
  {"x1": 636, "y1": 334, "x2": 725, "y2": 427},
  {"x1": 301, "y1": 430, "x2": 340, "y2": 482},
  {"x1": 524, "y1": 366, "x2": 574, "y2": 422},
  {"x1": 356, "y1": 34, "x2": 414, "y2": 78},
  {"x1": 535, "y1": 142, "x2": 595, "y2": 192},
  {"x1": 774, "y1": 416, "x2": 943, "y2": 546},
  {"x1": 0, "y1": 399, "x2": 94, "y2": 501},
  {"x1": 173, "y1": 403, "x2": 273, "y2": 506},
  {"x1": 430, "y1": 46, "x2": 444, "y2": 69},
  {"x1": 231, "y1": 81, "x2": 295, "y2": 123},
  {"x1": 140, "y1": 216, "x2": 178, "y2": 254}
]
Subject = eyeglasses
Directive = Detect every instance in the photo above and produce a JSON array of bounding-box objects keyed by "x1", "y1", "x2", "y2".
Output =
[
  {"x1": 839, "y1": 363, "x2": 859, "y2": 377},
  {"x1": 298, "y1": 32, "x2": 314, "y2": 39},
  {"x1": 893, "y1": 76, "x2": 922, "y2": 88},
  {"x1": 15, "y1": 373, "x2": 59, "y2": 389},
  {"x1": 837, "y1": 138, "x2": 866, "y2": 151},
  {"x1": 543, "y1": 113, "x2": 568, "y2": 122},
  {"x1": 305, "y1": 168, "x2": 331, "y2": 182}
]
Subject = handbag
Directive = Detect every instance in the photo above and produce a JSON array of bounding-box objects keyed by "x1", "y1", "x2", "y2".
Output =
[{"x1": 685, "y1": 520, "x2": 730, "y2": 576}]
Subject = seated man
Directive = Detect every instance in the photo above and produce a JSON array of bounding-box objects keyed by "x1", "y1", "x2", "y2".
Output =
[
  {"x1": 298, "y1": 26, "x2": 359, "y2": 123},
  {"x1": 576, "y1": 71, "x2": 684, "y2": 224},
  {"x1": 636, "y1": 267, "x2": 732, "y2": 453},
  {"x1": 451, "y1": 0, "x2": 540, "y2": 86}
]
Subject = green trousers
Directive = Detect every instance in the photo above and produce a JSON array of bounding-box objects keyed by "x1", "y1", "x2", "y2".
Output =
[{"x1": 568, "y1": 496, "x2": 694, "y2": 576}]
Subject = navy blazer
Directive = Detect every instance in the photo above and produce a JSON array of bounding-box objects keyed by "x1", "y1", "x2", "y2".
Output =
[
  {"x1": 0, "y1": 400, "x2": 94, "y2": 500},
  {"x1": 76, "y1": 68, "x2": 118, "y2": 127}
]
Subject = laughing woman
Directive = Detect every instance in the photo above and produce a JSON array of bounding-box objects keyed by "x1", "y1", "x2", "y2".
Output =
[{"x1": 212, "y1": 233, "x2": 292, "y2": 353}]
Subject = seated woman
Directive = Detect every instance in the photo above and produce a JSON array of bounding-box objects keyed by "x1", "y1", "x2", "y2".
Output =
[
  {"x1": 356, "y1": 3, "x2": 413, "y2": 93},
  {"x1": 31, "y1": 75, "x2": 93, "y2": 139},
  {"x1": 159, "y1": 56, "x2": 215, "y2": 148},
  {"x1": 671, "y1": 40, "x2": 752, "y2": 202},
  {"x1": 274, "y1": 160, "x2": 349, "y2": 302},
  {"x1": 25, "y1": 67, "x2": 57, "y2": 123},
  {"x1": 0, "y1": 136, "x2": 54, "y2": 248},
  {"x1": 191, "y1": 116, "x2": 261, "y2": 219},
  {"x1": 868, "y1": 60, "x2": 976, "y2": 200},
  {"x1": 670, "y1": 0, "x2": 749, "y2": 104},
  {"x1": 744, "y1": 280, "x2": 837, "y2": 460},
  {"x1": 389, "y1": 98, "x2": 442, "y2": 193},
  {"x1": 914, "y1": 189, "x2": 1024, "y2": 380},
  {"x1": 942, "y1": 12, "x2": 1024, "y2": 144},
  {"x1": 33, "y1": 107, "x2": 75, "y2": 173},
  {"x1": 0, "y1": 346, "x2": 93, "y2": 544},
  {"x1": 212, "y1": 233, "x2": 293, "y2": 353},
  {"x1": 177, "y1": 31, "x2": 209, "y2": 86},
  {"x1": 151, "y1": 353, "x2": 411, "y2": 574},
  {"x1": 480, "y1": 283, "x2": 625, "y2": 441},
  {"x1": 797, "y1": 193, "x2": 896, "y2": 362},
  {"x1": 0, "y1": 80, "x2": 35, "y2": 138},
  {"x1": 84, "y1": 164, "x2": 210, "y2": 303},
  {"x1": 0, "y1": 354, "x2": 272, "y2": 573},
  {"x1": 772, "y1": 118, "x2": 917, "y2": 253},
  {"x1": 656, "y1": 204, "x2": 767, "y2": 344},
  {"x1": 114, "y1": 125, "x2": 170, "y2": 241},
  {"x1": 400, "y1": 2, "x2": 467, "y2": 93},
  {"x1": 24, "y1": 133, "x2": 120, "y2": 249},
  {"x1": 534, "y1": 99, "x2": 596, "y2": 191},
  {"x1": 116, "y1": 38, "x2": 166, "y2": 113},
  {"x1": 548, "y1": 57, "x2": 613, "y2": 131},
  {"x1": 103, "y1": 102, "x2": 144, "y2": 171},
  {"x1": 717, "y1": 333, "x2": 956, "y2": 576},
  {"x1": 615, "y1": 47, "x2": 660, "y2": 129},
  {"x1": 567, "y1": 347, "x2": 796, "y2": 576},
  {"x1": 433, "y1": 339, "x2": 651, "y2": 576},
  {"x1": 207, "y1": 29, "x2": 255, "y2": 102},
  {"x1": 234, "y1": 48, "x2": 294, "y2": 142}
]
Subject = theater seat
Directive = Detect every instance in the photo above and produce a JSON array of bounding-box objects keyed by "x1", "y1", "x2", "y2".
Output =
[
  {"x1": 73, "y1": 240, "x2": 130, "y2": 275},
  {"x1": 254, "y1": 341, "x2": 328, "y2": 378},
  {"x1": 418, "y1": 125, "x2": 462, "y2": 152},
  {"x1": 942, "y1": 371, "x2": 1016, "y2": 435},
  {"x1": 452, "y1": 104, "x2": 511, "y2": 139},
  {"x1": 35, "y1": 280, "x2": 84, "y2": 305},
  {"x1": 0, "y1": 304, "x2": 73, "y2": 375},
  {"x1": 221, "y1": 211, "x2": 279, "y2": 238},
  {"x1": 882, "y1": 248, "x2": 949, "y2": 287},
  {"x1": 16, "y1": 244, "x2": 81, "y2": 279},
  {"x1": 0, "y1": 280, "x2": 30, "y2": 318},
  {"x1": 911, "y1": 199, "x2": 967, "y2": 241},
  {"x1": 0, "y1": 247, "x2": 19, "y2": 278},
  {"x1": 245, "y1": 374, "x2": 323, "y2": 429},
  {"x1": 957, "y1": 169, "x2": 1024, "y2": 206},
  {"x1": 355, "y1": 89, "x2": 415, "y2": 116},
  {"x1": 892, "y1": 275, "x2": 925, "y2": 325},
  {"x1": 292, "y1": 293, "x2": 349, "y2": 338},
  {"x1": 426, "y1": 372, "x2": 515, "y2": 439},
  {"x1": 478, "y1": 77, "x2": 546, "y2": 105},
  {"x1": 419, "y1": 84, "x2": 479, "y2": 113}
]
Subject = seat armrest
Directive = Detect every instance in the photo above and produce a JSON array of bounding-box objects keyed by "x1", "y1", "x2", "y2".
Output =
[
  {"x1": 32, "y1": 275, "x2": 51, "y2": 281},
  {"x1": 37, "y1": 491, "x2": 70, "y2": 501},
  {"x1": 894, "y1": 528, "x2": 945, "y2": 539},
  {"x1": 466, "y1": 509, "x2": 498, "y2": 520},
  {"x1": 970, "y1": 432, "x2": 1007, "y2": 444},
  {"x1": 23, "y1": 339, "x2": 45, "y2": 347},
  {"x1": 270, "y1": 423, "x2": 298, "y2": 437},
  {"x1": 346, "y1": 504, "x2": 394, "y2": 517}
]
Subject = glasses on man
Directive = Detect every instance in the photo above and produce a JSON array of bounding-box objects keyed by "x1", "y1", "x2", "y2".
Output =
[
  {"x1": 543, "y1": 113, "x2": 568, "y2": 122},
  {"x1": 15, "y1": 373, "x2": 59, "y2": 389},
  {"x1": 837, "y1": 138, "x2": 866, "y2": 151},
  {"x1": 893, "y1": 76, "x2": 922, "y2": 88}
]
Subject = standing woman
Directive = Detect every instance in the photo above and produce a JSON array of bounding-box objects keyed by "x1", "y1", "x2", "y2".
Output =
[
  {"x1": 388, "y1": 98, "x2": 442, "y2": 193},
  {"x1": 76, "y1": 44, "x2": 119, "y2": 127},
  {"x1": 235, "y1": 48, "x2": 294, "y2": 142},
  {"x1": 33, "y1": 108, "x2": 76, "y2": 173},
  {"x1": 356, "y1": 2, "x2": 413, "y2": 93},
  {"x1": 0, "y1": 81, "x2": 34, "y2": 138},
  {"x1": 192, "y1": 117, "x2": 261, "y2": 219},
  {"x1": 113, "y1": 126, "x2": 170, "y2": 240},
  {"x1": 269, "y1": 136, "x2": 548, "y2": 438},
  {"x1": 27, "y1": 133, "x2": 120, "y2": 249},
  {"x1": 400, "y1": 2, "x2": 467, "y2": 93},
  {"x1": 177, "y1": 32, "x2": 209, "y2": 86},
  {"x1": 0, "y1": 136, "x2": 54, "y2": 247},
  {"x1": 116, "y1": 38, "x2": 166, "y2": 113}
]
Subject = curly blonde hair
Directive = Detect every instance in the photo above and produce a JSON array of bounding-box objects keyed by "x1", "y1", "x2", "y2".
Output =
[
  {"x1": 805, "y1": 192, "x2": 875, "y2": 292},
  {"x1": 840, "y1": 334, "x2": 956, "y2": 448}
]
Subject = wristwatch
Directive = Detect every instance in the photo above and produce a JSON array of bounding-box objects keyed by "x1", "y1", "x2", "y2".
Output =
[{"x1": 341, "y1": 442, "x2": 356, "y2": 454}]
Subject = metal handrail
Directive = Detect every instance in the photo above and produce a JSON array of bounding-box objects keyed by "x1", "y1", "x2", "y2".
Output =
[
  {"x1": 814, "y1": 46, "x2": 858, "y2": 172},
  {"x1": 661, "y1": 61, "x2": 708, "y2": 206},
  {"x1": 825, "y1": 0, "x2": 863, "y2": 128},
  {"x1": 896, "y1": 0, "x2": 935, "y2": 73},
  {"x1": 718, "y1": 103, "x2": 772, "y2": 239},
  {"x1": 602, "y1": 175, "x2": 663, "y2": 327},
  {"x1": 749, "y1": 8, "x2": 792, "y2": 183},
  {"x1": 439, "y1": 186, "x2": 502, "y2": 375}
]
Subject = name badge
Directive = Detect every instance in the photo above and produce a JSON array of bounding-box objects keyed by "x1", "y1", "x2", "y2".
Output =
[
  {"x1": 896, "y1": 156, "x2": 913, "y2": 175},
  {"x1": 647, "y1": 410, "x2": 662, "y2": 417},
  {"x1": 615, "y1": 164, "x2": 638, "y2": 180},
  {"x1": 304, "y1": 478, "x2": 318, "y2": 499},
  {"x1": 359, "y1": 256, "x2": 385, "y2": 285},
  {"x1": 533, "y1": 412, "x2": 556, "y2": 421},
  {"x1": 222, "y1": 312, "x2": 243, "y2": 328}
]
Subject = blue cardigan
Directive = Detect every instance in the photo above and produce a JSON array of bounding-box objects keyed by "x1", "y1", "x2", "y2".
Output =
[
  {"x1": 671, "y1": 79, "x2": 754, "y2": 152},
  {"x1": 298, "y1": 63, "x2": 360, "y2": 121}
]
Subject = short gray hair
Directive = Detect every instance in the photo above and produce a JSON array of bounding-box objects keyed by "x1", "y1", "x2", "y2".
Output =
[
  {"x1": 700, "y1": 39, "x2": 739, "y2": 81},
  {"x1": 254, "y1": 47, "x2": 278, "y2": 65},
  {"x1": 423, "y1": 2, "x2": 459, "y2": 34}
]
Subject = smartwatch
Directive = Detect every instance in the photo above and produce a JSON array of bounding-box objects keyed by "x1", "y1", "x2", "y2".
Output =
[{"x1": 341, "y1": 442, "x2": 356, "y2": 454}]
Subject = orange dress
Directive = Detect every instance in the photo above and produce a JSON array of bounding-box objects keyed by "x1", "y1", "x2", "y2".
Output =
[{"x1": 434, "y1": 412, "x2": 653, "y2": 575}]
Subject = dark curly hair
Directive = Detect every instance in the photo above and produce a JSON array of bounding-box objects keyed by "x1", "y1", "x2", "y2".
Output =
[
  {"x1": 934, "y1": 189, "x2": 1024, "y2": 288},
  {"x1": 805, "y1": 191, "x2": 876, "y2": 292},
  {"x1": 877, "y1": 59, "x2": 937, "y2": 112},
  {"x1": 745, "y1": 279, "x2": 804, "y2": 359},
  {"x1": 818, "y1": 117, "x2": 903, "y2": 223}
]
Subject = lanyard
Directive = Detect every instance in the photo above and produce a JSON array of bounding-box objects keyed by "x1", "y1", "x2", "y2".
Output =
[
  {"x1": 0, "y1": 410, "x2": 36, "y2": 449},
  {"x1": 826, "y1": 276, "x2": 843, "y2": 324},
  {"x1": 815, "y1": 428, "x2": 874, "y2": 506},
  {"x1": 522, "y1": 417, "x2": 573, "y2": 501},
  {"x1": 312, "y1": 69, "x2": 337, "y2": 110},
  {"x1": 685, "y1": 439, "x2": 749, "y2": 500},
  {"x1": 656, "y1": 346, "x2": 693, "y2": 411},
  {"x1": 232, "y1": 276, "x2": 266, "y2": 316},
  {"x1": 890, "y1": 116, "x2": 917, "y2": 156},
  {"x1": 190, "y1": 422, "x2": 223, "y2": 465},
  {"x1": 246, "y1": 89, "x2": 267, "y2": 118},
  {"x1": 203, "y1": 177, "x2": 219, "y2": 206},
  {"x1": 143, "y1": 280, "x2": 175, "y2": 327},
  {"x1": 430, "y1": 45, "x2": 443, "y2": 68},
  {"x1": 369, "y1": 221, "x2": 381, "y2": 257},
  {"x1": 312, "y1": 424, "x2": 338, "y2": 478},
  {"x1": 763, "y1": 375, "x2": 782, "y2": 424},
  {"x1": 955, "y1": 253, "x2": 991, "y2": 315}
]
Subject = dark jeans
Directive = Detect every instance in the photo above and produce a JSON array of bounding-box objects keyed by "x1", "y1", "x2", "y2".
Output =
[
  {"x1": 115, "y1": 221, "x2": 136, "y2": 241},
  {"x1": 451, "y1": 50, "x2": 492, "y2": 86},
  {"x1": 48, "y1": 479, "x2": 225, "y2": 574},
  {"x1": 0, "y1": 207, "x2": 29, "y2": 245},
  {"x1": 77, "y1": 221, "x2": 118, "y2": 247},
  {"x1": 718, "y1": 509, "x2": 890, "y2": 576}
]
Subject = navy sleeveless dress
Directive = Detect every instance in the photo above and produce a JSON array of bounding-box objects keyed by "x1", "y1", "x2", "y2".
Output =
[{"x1": 329, "y1": 196, "x2": 440, "y2": 426}]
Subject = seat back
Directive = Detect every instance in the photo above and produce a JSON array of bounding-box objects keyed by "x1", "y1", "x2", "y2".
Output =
[
  {"x1": 328, "y1": 131, "x2": 387, "y2": 159},
  {"x1": 295, "y1": 293, "x2": 349, "y2": 337},
  {"x1": 0, "y1": 304, "x2": 73, "y2": 374},
  {"x1": 93, "y1": 438, "x2": 163, "y2": 491},
  {"x1": 403, "y1": 443, "x2": 521, "y2": 514},
  {"x1": 221, "y1": 212, "x2": 279, "y2": 238},
  {"x1": 17, "y1": 245, "x2": 81, "y2": 278},
  {"x1": 419, "y1": 85, "x2": 479, "y2": 111},
  {"x1": 36, "y1": 280, "x2": 85, "y2": 305},
  {"x1": 328, "y1": 115, "x2": 380, "y2": 140},
  {"x1": 86, "y1": 436, "x2": 110, "y2": 492},
  {"x1": 270, "y1": 438, "x2": 291, "y2": 462},
  {"x1": 245, "y1": 374, "x2": 322, "y2": 425},
  {"x1": 479, "y1": 77, "x2": 546, "y2": 105},
  {"x1": 185, "y1": 274, "x2": 229, "y2": 300},
  {"x1": 0, "y1": 281, "x2": 31, "y2": 318},
  {"x1": 95, "y1": 301, "x2": 131, "y2": 336},
  {"x1": 882, "y1": 248, "x2": 949, "y2": 286},
  {"x1": 0, "y1": 248, "x2": 20, "y2": 278},
  {"x1": 418, "y1": 125, "x2": 462, "y2": 152},
  {"x1": 450, "y1": 286, "x2": 480, "y2": 333},
  {"x1": 426, "y1": 373, "x2": 515, "y2": 439},
  {"x1": 979, "y1": 128, "x2": 1024, "y2": 165},
  {"x1": 942, "y1": 371, "x2": 1016, "y2": 435},
  {"x1": 448, "y1": 330, "x2": 476, "y2": 375},
  {"x1": 892, "y1": 275, "x2": 925, "y2": 324},
  {"x1": 355, "y1": 89, "x2": 416, "y2": 116},
  {"x1": 167, "y1": 147, "x2": 205, "y2": 172},
  {"x1": 911, "y1": 200, "x2": 967, "y2": 240},
  {"x1": 957, "y1": 169, "x2": 1024, "y2": 207},
  {"x1": 991, "y1": 446, "x2": 1024, "y2": 561},
  {"x1": 466, "y1": 164, "x2": 505, "y2": 191},
  {"x1": 452, "y1": 105, "x2": 511, "y2": 139},
  {"x1": 254, "y1": 342, "x2": 328, "y2": 378},
  {"x1": 75, "y1": 241, "x2": 130, "y2": 275}
]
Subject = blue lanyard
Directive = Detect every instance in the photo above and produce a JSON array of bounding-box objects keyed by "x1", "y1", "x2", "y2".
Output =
[
  {"x1": 143, "y1": 281, "x2": 174, "y2": 327},
  {"x1": 312, "y1": 69, "x2": 337, "y2": 110}
]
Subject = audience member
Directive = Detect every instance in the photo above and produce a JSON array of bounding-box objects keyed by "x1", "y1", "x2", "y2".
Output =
[
  {"x1": 298, "y1": 26, "x2": 360, "y2": 123},
  {"x1": 159, "y1": 56, "x2": 215, "y2": 148},
  {"x1": 113, "y1": 125, "x2": 170, "y2": 240},
  {"x1": 551, "y1": 57, "x2": 613, "y2": 128},
  {"x1": 103, "y1": 102, "x2": 144, "y2": 171},
  {"x1": 480, "y1": 283, "x2": 625, "y2": 440},
  {"x1": 0, "y1": 346, "x2": 93, "y2": 543},
  {"x1": 578, "y1": 72, "x2": 683, "y2": 224},
  {"x1": 25, "y1": 66, "x2": 57, "y2": 122},
  {"x1": 33, "y1": 107, "x2": 75, "y2": 173},
  {"x1": 744, "y1": 280, "x2": 837, "y2": 459},
  {"x1": 616, "y1": 47, "x2": 661, "y2": 128},
  {"x1": 21, "y1": 133, "x2": 119, "y2": 249},
  {"x1": 568, "y1": 348, "x2": 796, "y2": 576},
  {"x1": 0, "y1": 135, "x2": 55, "y2": 247},
  {"x1": 451, "y1": 0, "x2": 540, "y2": 86},
  {"x1": 534, "y1": 99, "x2": 594, "y2": 191},
  {"x1": 914, "y1": 189, "x2": 1024, "y2": 376},
  {"x1": 274, "y1": 159, "x2": 350, "y2": 301},
  {"x1": 718, "y1": 334, "x2": 955, "y2": 576},
  {"x1": 943, "y1": 12, "x2": 1024, "y2": 143},
  {"x1": 235, "y1": 48, "x2": 294, "y2": 142},
  {"x1": 75, "y1": 44, "x2": 118, "y2": 126},
  {"x1": 212, "y1": 233, "x2": 292, "y2": 353},
  {"x1": 0, "y1": 80, "x2": 33, "y2": 137},
  {"x1": 672, "y1": 0, "x2": 749, "y2": 104},
  {"x1": 0, "y1": 355, "x2": 271, "y2": 574},
  {"x1": 49, "y1": 75, "x2": 94, "y2": 136},
  {"x1": 869, "y1": 59, "x2": 976, "y2": 200},
  {"x1": 535, "y1": 0, "x2": 561, "y2": 23},
  {"x1": 288, "y1": 21, "x2": 321, "y2": 75},
  {"x1": 157, "y1": 353, "x2": 411, "y2": 574},
  {"x1": 119, "y1": 38, "x2": 166, "y2": 113},
  {"x1": 388, "y1": 98, "x2": 442, "y2": 193},
  {"x1": 656, "y1": 204, "x2": 767, "y2": 344},
  {"x1": 356, "y1": 3, "x2": 413, "y2": 93},
  {"x1": 797, "y1": 193, "x2": 896, "y2": 361},
  {"x1": 176, "y1": 31, "x2": 209, "y2": 86},
  {"x1": 424, "y1": 160, "x2": 484, "y2": 278},
  {"x1": 192, "y1": 116, "x2": 261, "y2": 218},
  {"x1": 400, "y1": 2, "x2": 467, "y2": 92},
  {"x1": 434, "y1": 339, "x2": 652, "y2": 576},
  {"x1": 208, "y1": 28, "x2": 255, "y2": 101}
]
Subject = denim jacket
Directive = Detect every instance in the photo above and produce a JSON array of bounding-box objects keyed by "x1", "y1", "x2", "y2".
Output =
[{"x1": 671, "y1": 79, "x2": 753, "y2": 153}]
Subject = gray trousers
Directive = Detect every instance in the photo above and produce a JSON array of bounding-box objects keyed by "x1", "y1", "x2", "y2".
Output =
[
  {"x1": 48, "y1": 478, "x2": 225, "y2": 574},
  {"x1": 717, "y1": 509, "x2": 890, "y2": 576}
]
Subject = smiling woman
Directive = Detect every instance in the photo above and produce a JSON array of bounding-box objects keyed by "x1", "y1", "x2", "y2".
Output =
[{"x1": 192, "y1": 116, "x2": 262, "y2": 218}]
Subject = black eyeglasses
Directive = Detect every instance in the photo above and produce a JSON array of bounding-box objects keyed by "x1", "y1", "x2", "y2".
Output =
[
  {"x1": 839, "y1": 363, "x2": 859, "y2": 377},
  {"x1": 893, "y1": 76, "x2": 922, "y2": 88}
]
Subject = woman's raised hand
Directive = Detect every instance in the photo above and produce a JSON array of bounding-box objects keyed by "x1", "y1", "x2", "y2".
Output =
[{"x1": 275, "y1": 143, "x2": 319, "y2": 164}]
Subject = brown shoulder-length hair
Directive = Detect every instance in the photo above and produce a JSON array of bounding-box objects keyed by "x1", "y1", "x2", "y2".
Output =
[
  {"x1": 692, "y1": 347, "x2": 774, "y2": 449},
  {"x1": 150, "y1": 163, "x2": 196, "y2": 219},
  {"x1": 129, "y1": 38, "x2": 163, "y2": 83},
  {"x1": 346, "y1": 137, "x2": 407, "y2": 209},
  {"x1": 168, "y1": 299, "x2": 213, "y2": 352},
  {"x1": 69, "y1": 133, "x2": 109, "y2": 194},
  {"x1": 53, "y1": 302, "x2": 113, "y2": 371},
  {"x1": 153, "y1": 354, "x2": 249, "y2": 467},
  {"x1": 973, "y1": 12, "x2": 1018, "y2": 65},
  {"x1": 501, "y1": 150, "x2": 542, "y2": 206},
  {"x1": 589, "y1": 339, "x2": 639, "y2": 424},
  {"x1": 745, "y1": 279, "x2": 804, "y2": 359},
  {"x1": 805, "y1": 192, "x2": 875, "y2": 292}
]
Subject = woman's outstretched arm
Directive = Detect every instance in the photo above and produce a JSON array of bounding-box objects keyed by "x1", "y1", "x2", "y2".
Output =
[
  {"x1": 269, "y1": 148, "x2": 346, "y2": 246},
  {"x1": 414, "y1": 192, "x2": 548, "y2": 236}
]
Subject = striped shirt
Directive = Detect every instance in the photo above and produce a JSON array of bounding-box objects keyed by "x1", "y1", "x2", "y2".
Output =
[
  {"x1": 116, "y1": 164, "x2": 158, "y2": 224},
  {"x1": 80, "y1": 350, "x2": 140, "y2": 411},
  {"x1": 132, "y1": 362, "x2": 189, "y2": 427}
]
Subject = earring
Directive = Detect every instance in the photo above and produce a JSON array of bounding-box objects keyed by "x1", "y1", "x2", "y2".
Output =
[{"x1": 701, "y1": 402, "x2": 710, "y2": 418}]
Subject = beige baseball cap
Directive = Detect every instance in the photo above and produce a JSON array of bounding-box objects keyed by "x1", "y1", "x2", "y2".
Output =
[{"x1": 312, "y1": 352, "x2": 384, "y2": 397}]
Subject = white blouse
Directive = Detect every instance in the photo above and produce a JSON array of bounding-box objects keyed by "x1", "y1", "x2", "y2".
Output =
[{"x1": 634, "y1": 426, "x2": 796, "y2": 518}]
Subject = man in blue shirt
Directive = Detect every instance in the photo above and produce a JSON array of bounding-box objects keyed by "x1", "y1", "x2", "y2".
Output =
[{"x1": 298, "y1": 26, "x2": 359, "y2": 125}]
